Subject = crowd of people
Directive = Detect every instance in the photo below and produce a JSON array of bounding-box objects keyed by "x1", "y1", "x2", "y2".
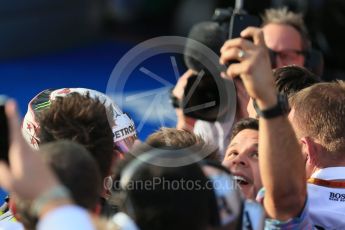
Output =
[{"x1": 0, "y1": 7, "x2": 343, "y2": 230}]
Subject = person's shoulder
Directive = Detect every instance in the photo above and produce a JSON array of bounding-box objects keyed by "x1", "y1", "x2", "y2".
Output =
[{"x1": 307, "y1": 167, "x2": 345, "y2": 229}]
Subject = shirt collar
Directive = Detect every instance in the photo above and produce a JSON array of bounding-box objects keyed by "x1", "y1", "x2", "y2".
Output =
[{"x1": 311, "y1": 167, "x2": 345, "y2": 180}]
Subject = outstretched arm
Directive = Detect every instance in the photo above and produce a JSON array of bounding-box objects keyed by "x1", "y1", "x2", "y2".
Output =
[
  {"x1": 220, "y1": 27, "x2": 306, "y2": 220},
  {"x1": 172, "y1": 69, "x2": 197, "y2": 131}
]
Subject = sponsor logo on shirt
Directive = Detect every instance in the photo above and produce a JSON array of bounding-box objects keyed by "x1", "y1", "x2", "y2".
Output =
[{"x1": 329, "y1": 192, "x2": 345, "y2": 202}]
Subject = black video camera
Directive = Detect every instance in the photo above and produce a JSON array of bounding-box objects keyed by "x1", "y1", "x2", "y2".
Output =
[{"x1": 180, "y1": 4, "x2": 261, "y2": 122}]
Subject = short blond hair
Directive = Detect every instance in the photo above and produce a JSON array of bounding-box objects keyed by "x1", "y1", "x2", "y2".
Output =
[
  {"x1": 146, "y1": 127, "x2": 220, "y2": 161},
  {"x1": 290, "y1": 81, "x2": 345, "y2": 158}
]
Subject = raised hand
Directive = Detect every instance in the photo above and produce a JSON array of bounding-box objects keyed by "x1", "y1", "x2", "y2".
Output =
[
  {"x1": 220, "y1": 27, "x2": 277, "y2": 109},
  {"x1": 0, "y1": 100, "x2": 59, "y2": 201}
]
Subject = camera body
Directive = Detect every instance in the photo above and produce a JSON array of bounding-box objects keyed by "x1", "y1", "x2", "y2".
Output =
[{"x1": 182, "y1": 7, "x2": 260, "y2": 121}]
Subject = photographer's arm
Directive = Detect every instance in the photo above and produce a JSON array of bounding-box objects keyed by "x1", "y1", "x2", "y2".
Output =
[
  {"x1": 172, "y1": 70, "x2": 196, "y2": 131},
  {"x1": 220, "y1": 27, "x2": 306, "y2": 221}
]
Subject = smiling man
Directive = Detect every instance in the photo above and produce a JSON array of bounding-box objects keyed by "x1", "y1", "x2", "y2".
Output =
[{"x1": 222, "y1": 118, "x2": 262, "y2": 200}]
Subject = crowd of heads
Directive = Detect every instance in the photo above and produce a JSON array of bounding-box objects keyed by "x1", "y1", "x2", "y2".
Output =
[{"x1": 0, "y1": 6, "x2": 344, "y2": 230}]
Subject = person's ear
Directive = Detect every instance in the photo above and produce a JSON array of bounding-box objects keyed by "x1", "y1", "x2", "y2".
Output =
[{"x1": 300, "y1": 137, "x2": 318, "y2": 166}]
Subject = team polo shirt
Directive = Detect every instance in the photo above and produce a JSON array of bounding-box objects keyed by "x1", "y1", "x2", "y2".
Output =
[{"x1": 308, "y1": 167, "x2": 345, "y2": 229}]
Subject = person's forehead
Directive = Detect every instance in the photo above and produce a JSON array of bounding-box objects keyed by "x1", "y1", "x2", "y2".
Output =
[
  {"x1": 229, "y1": 129, "x2": 259, "y2": 148},
  {"x1": 263, "y1": 23, "x2": 303, "y2": 51}
]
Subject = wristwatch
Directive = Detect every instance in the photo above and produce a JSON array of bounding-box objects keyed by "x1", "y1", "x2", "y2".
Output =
[{"x1": 253, "y1": 93, "x2": 290, "y2": 119}]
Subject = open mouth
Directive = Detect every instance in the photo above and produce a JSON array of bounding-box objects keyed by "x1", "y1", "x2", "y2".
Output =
[{"x1": 233, "y1": 175, "x2": 250, "y2": 186}]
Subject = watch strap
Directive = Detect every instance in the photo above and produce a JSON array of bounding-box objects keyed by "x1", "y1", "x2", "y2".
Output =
[{"x1": 253, "y1": 94, "x2": 289, "y2": 119}]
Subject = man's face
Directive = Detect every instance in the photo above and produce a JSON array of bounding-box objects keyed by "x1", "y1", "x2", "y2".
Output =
[
  {"x1": 263, "y1": 23, "x2": 305, "y2": 68},
  {"x1": 222, "y1": 129, "x2": 262, "y2": 200}
]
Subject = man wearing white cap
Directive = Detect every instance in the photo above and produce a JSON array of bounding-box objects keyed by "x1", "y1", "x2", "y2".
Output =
[
  {"x1": 22, "y1": 88, "x2": 137, "y2": 155},
  {"x1": 21, "y1": 88, "x2": 137, "y2": 216}
]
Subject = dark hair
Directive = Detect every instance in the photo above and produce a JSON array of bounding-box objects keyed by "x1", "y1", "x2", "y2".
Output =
[
  {"x1": 118, "y1": 149, "x2": 214, "y2": 230},
  {"x1": 40, "y1": 140, "x2": 102, "y2": 210},
  {"x1": 38, "y1": 93, "x2": 114, "y2": 179},
  {"x1": 274, "y1": 65, "x2": 321, "y2": 98},
  {"x1": 145, "y1": 127, "x2": 221, "y2": 161},
  {"x1": 15, "y1": 140, "x2": 102, "y2": 230},
  {"x1": 231, "y1": 118, "x2": 259, "y2": 140}
]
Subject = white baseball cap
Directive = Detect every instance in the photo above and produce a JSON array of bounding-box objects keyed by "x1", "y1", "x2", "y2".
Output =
[{"x1": 22, "y1": 88, "x2": 137, "y2": 153}]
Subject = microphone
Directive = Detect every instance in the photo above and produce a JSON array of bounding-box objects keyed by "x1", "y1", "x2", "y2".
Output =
[
  {"x1": 181, "y1": 21, "x2": 234, "y2": 122},
  {"x1": 184, "y1": 21, "x2": 227, "y2": 73}
]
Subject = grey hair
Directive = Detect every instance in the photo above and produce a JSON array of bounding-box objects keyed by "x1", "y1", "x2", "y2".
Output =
[{"x1": 261, "y1": 7, "x2": 310, "y2": 50}]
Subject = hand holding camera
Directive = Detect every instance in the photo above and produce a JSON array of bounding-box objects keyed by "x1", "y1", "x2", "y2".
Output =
[
  {"x1": 220, "y1": 27, "x2": 277, "y2": 109},
  {"x1": 172, "y1": 4, "x2": 261, "y2": 123}
]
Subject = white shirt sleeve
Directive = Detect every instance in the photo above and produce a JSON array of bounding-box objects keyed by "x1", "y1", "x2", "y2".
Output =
[
  {"x1": 0, "y1": 221, "x2": 24, "y2": 230},
  {"x1": 37, "y1": 205, "x2": 95, "y2": 230}
]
